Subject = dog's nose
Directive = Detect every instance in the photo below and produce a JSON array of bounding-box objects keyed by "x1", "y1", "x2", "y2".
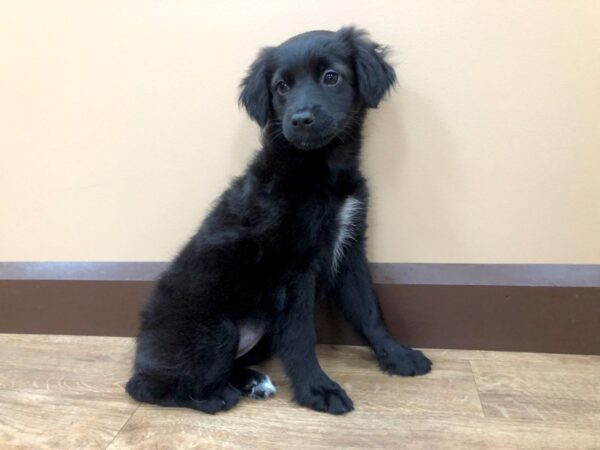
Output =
[{"x1": 291, "y1": 111, "x2": 314, "y2": 129}]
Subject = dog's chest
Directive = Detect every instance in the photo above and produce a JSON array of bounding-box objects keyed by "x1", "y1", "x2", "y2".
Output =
[{"x1": 331, "y1": 196, "x2": 363, "y2": 272}]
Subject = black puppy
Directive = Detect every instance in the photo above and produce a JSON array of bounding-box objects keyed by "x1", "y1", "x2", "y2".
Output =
[{"x1": 126, "y1": 27, "x2": 431, "y2": 415}]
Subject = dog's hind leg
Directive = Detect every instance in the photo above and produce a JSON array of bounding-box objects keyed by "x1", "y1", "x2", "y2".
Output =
[
  {"x1": 126, "y1": 372, "x2": 241, "y2": 413},
  {"x1": 126, "y1": 320, "x2": 242, "y2": 413}
]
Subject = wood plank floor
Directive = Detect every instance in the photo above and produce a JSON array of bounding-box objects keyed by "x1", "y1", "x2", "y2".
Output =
[{"x1": 0, "y1": 334, "x2": 599, "y2": 449}]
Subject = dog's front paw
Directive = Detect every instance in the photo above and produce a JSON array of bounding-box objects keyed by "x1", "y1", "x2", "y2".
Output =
[
  {"x1": 377, "y1": 345, "x2": 432, "y2": 376},
  {"x1": 294, "y1": 377, "x2": 354, "y2": 415}
]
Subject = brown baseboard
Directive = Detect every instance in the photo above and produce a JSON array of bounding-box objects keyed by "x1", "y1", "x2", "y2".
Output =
[{"x1": 1, "y1": 263, "x2": 599, "y2": 354}]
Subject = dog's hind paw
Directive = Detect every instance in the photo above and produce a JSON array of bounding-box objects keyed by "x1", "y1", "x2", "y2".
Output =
[
  {"x1": 189, "y1": 384, "x2": 241, "y2": 414},
  {"x1": 247, "y1": 374, "x2": 276, "y2": 399},
  {"x1": 231, "y1": 368, "x2": 276, "y2": 399}
]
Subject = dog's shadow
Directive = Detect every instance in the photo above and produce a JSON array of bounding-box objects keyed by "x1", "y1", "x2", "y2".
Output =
[
  {"x1": 228, "y1": 86, "x2": 463, "y2": 261},
  {"x1": 228, "y1": 88, "x2": 462, "y2": 345}
]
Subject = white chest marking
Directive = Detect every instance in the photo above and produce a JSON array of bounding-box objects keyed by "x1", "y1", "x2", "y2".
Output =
[{"x1": 332, "y1": 197, "x2": 363, "y2": 273}]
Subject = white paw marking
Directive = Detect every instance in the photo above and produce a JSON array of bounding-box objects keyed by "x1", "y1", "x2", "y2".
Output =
[
  {"x1": 249, "y1": 375, "x2": 276, "y2": 399},
  {"x1": 332, "y1": 197, "x2": 363, "y2": 273}
]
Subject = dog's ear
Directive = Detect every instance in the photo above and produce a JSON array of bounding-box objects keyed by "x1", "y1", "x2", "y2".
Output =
[
  {"x1": 340, "y1": 27, "x2": 396, "y2": 108},
  {"x1": 239, "y1": 47, "x2": 273, "y2": 127}
]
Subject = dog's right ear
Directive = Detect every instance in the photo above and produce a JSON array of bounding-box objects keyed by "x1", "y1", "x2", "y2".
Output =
[{"x1": 239, "y1": 47, "x2": 273, "y2": 127}]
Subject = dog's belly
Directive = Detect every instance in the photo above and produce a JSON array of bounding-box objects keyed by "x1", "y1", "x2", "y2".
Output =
[{"x1": 236, "y1": 319, "x2": 265, "y2": 358}]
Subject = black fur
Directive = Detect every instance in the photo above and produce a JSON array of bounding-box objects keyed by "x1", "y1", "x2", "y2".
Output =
[{"x1": 126, "y1": 26, "x2": 431, "y2": 415}]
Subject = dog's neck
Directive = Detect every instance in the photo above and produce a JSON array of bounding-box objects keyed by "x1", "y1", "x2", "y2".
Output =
[
  {"x1": 247, "y1": 135, "x2": 363, "y2": 197},
  {"x1": 260, "y1": 133, "x2": 362, "y2": 175}
]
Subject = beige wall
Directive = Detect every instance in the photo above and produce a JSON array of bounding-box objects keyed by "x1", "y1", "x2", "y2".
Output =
[{"x1": 1, "y1": 1, "x2": 599, "y2": 263}]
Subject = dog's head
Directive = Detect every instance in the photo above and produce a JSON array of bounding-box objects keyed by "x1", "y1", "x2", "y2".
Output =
[{"x1": 239, "y1": 27, "x2": 396, "y2": 150}]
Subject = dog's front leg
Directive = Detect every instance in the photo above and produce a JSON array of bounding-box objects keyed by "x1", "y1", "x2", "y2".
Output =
[
  {"x1": 332, "y1": 243, "x2": 432, "y2": 376},
  {"x1": 273, "y1": 272, "x2": 353, "y2": 415}
]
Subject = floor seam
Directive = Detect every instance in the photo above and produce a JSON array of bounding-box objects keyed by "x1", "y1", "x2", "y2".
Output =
[
  {"x1": 105, "y1": 402, "x2": 140, "y2": 450},
  {"x1": 468, "y1": 359, "x2": 486, "y2": 418}
]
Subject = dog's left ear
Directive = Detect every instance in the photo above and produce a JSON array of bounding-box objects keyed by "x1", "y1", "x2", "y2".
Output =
[
  {"x1": 239, "y1": 47, "x2": 273, "y2": 127},
  {"x1": 339, "y1": 27, "x2": 397, "y2": 108}
]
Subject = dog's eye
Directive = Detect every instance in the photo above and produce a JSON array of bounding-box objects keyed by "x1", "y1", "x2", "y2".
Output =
[
  {"x1": 322, "y1": 71, "x2": 340, "y2": 86},
  {"x1": 276, "y1": 81, "x2": 290, "y2": 95}
]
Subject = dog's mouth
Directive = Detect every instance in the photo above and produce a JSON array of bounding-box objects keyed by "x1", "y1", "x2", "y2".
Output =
[
  {"x1": 281, "y1": 115, "x2": 342, "y2": 150},
  {"x1": 286, "y1": 132, "x2": 337, "y2": 151},
  {"x1": 290, "y1": 134, "x2": 334, "y2": 150}
]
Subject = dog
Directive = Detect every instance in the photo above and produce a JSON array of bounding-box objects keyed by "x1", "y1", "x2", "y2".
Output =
[{"x1": 126, "y1": 26, "x2": 432, "y2": 415}]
